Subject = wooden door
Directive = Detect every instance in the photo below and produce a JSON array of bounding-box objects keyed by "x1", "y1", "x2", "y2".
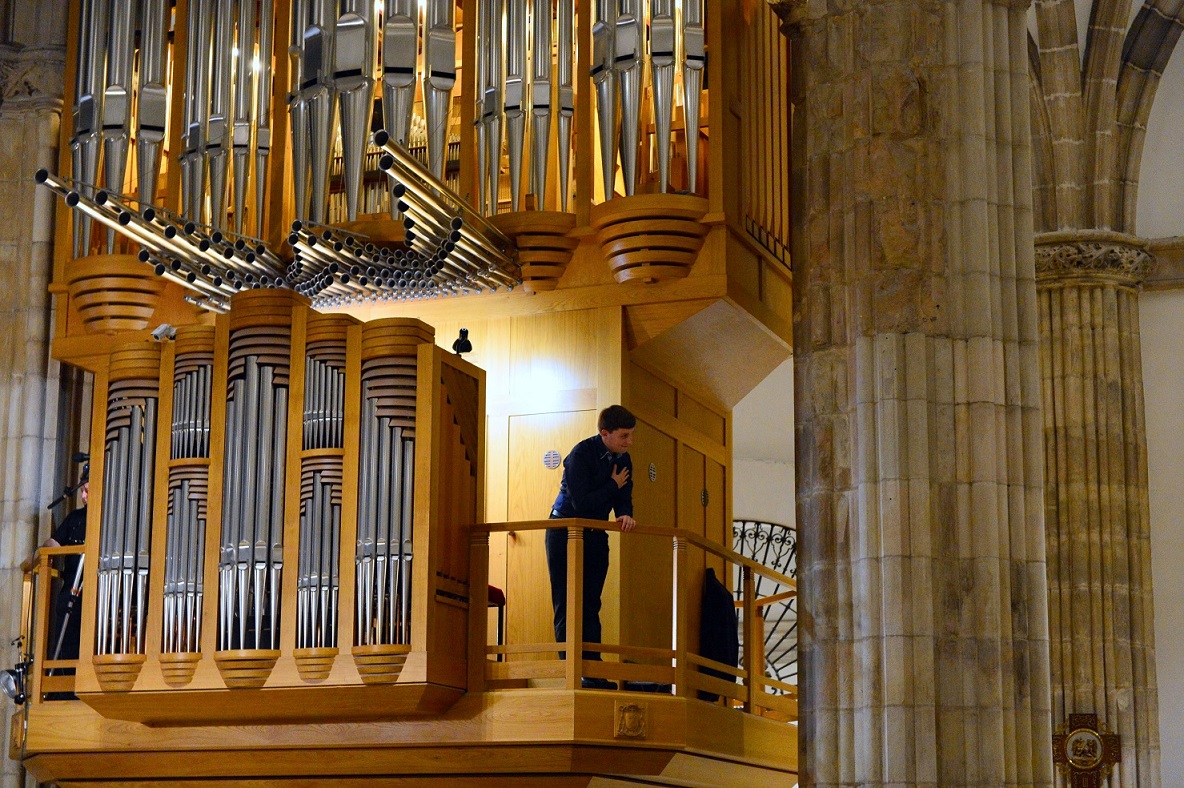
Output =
[{"x1": 504, "y1": 410, "x2": 597, "y2": 658}]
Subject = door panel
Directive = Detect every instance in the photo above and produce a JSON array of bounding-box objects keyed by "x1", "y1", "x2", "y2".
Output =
[{"x1": 504, "y1": 410, "x2": 597, "y2": 659}]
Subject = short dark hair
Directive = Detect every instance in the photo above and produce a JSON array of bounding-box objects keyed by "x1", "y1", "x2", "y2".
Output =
[{"x1": 598, "y1": 405, "x2": 636, "y2": 433}]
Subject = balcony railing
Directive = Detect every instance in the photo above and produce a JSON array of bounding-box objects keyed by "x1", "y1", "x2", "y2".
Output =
[{"x1": 468, "y1": 519, "x2": 798, "y2": 720}]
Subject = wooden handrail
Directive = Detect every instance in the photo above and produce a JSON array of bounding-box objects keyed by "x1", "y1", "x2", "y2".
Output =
[{"x1": 473, "y1": 519, "x2": 797, "y2": 588}]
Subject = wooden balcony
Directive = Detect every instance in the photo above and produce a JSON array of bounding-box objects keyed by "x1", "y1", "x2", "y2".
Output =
[{"x1": 11, "y1": 518, "x2": 797, "y2": 786}]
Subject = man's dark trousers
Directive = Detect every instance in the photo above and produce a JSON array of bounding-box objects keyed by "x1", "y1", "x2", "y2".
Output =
[{"x1": 545, "y1": 524, "x2": 609, "y2": 661}]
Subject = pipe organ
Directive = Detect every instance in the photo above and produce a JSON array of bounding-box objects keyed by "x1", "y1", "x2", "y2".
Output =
[
  {"x1": 96, "y1": 346, "x2": 161, "y2": 659},
  {"x1": 163, "y1": 327, "x2": 214, "y2": 656},
  {"x1": 57, "y1": 0, "x2": 709, "y2": 284},
  {"x1": 77, "y1": 290, "x2": 483, "y2": 719}
]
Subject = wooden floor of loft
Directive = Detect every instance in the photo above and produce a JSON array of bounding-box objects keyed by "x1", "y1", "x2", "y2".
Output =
[{"x1": 17, "y1": 688, "x2": 797, "y2": 787}]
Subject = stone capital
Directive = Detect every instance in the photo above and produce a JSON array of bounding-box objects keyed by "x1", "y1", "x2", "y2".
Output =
[
  {"x1": 1034, "y1": 230, "x2": 1155, "y2": 288},
  {"x1": 766, "y1": 0, "x2": 811, "y2": 37},
  {"x1": 0, "y1": 44, "x2": 66, "y2": 114}
]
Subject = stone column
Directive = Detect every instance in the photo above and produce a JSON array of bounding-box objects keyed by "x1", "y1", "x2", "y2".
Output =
[
  {"x1": 1036, "y1": 231, "x2": 1159, "y2": 788},
  {"x1": 0, "y1": 6, "x2": 73, "y2": 786},
  {"x1": 785, "y1": 1, "x2": 1053, "y2": 785}
]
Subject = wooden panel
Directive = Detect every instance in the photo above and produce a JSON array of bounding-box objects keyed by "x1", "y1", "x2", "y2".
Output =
[
  {"x1": 508, "y1": 311, "x2": 604, "y2": 398},
  {"x1": 705, "y1": 457, "x2": 728, "y2": 574},
  {"x1": 628, "y1": 362, "x2": 676, "y2": 419},
  {"x1": 504, "y1": 411, "x2": 597, "y2": 659},
  {"x1": 678, "y1": 445, "x2": 707, "y2": 538},
  {"x1": 677, "y1": 391, "x2": 726, "y2": 447},
  {"x1": 619, "y1": 420, "x2": 676, "y2": 659}
]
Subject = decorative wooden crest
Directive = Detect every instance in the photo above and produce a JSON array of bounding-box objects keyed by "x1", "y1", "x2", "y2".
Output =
[{"x1": 1053, "y1": 713, "x2": 1120, "y2": 788}]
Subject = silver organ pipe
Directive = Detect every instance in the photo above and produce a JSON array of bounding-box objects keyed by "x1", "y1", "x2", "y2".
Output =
[
  {"x1": 71, "y1": 0, "x2": 108, "y2": 254},
  {"x1": 232, "y1": 0, "x2": 259, "y2": 234},
  {"x1": 683, "y1": 0, "x2": 706, "y2": 192},
  {"x1": 137, "y1": 0, "x2": 170, "y2": 207},
  {"x1": 96, "y1": 344, "x2": 160, "y2": 657},
  {"x1": 102, "y1": 0, "x2": 136, "y2": 250},
  {"x1": 335, "y1": 0, "x2": 378, "y2": 222},
  {"x1": 591, "y1": 0, "x2": 617, "y2": 199},
  {"x1": 164, "y1": 327, "x2": 214, "y2": 654},
  {"x1": 556, "y1": 0, "x2": 574, "y2": 209},
  {"x1": 183, "y1": 0, "x2": 214, "y2": 223},
  {"x1": 423, "y1": 0, "x2": 458, "y2": 181},
  {"x1": 650, "y1": 0, "x2": 676, "y2": 193},
  {"x1": 255, "y1": 0, "x2": 277, "y2": 236},
  {"x1": 206, "y1": 0, "x2": 236, "y2": 231},
  {"x1": 504, "y1": 0, "x2": 527, "y2": 210},
  {"x1": 614, "y1": 0, "x2": 643, "y2": 196},
  {"x1": 297, "y1": 315, "x2": 350, "y2": 650},
  {"x1": 355, "y1": 320, "x2": 429, "y2": 647},
  {"x1": 479, "y1": 0, "x2": 504, "y2": 214},
  {"x1": 304, "y1": 0, "x2": 338, "y2": 224},
  {"x1": 289, "y1": 0, "x2": 313, "y2": 222},
  {"x1": 529, "y1": 0, "x2": 553, "y2": 210},
  {"x1": 218, "y1": 308, "x2": 291, "y2": 651}
]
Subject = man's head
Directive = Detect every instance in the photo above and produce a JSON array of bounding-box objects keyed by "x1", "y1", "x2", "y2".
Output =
[
  {"x1": 598, "y1": 405, "x2": 636, "y2": 454},
  {"x1": 78, "y1": 481, "x2": 90, "y2": 506}
]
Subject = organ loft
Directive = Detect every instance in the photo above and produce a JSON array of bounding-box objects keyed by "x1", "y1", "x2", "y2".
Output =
[{"x1": 7, "y1": 0, "x2": 797, "y2": 784}]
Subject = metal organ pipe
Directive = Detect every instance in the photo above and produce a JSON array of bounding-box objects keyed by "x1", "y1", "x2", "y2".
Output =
[
  {"x1": 530, "y1": 0, "x2": 553, "y2": 210},
  {"x1": 289, "y1": 0, "x2": 313, "y2": 223},
  {"x1": 423, "y1": 0, "x2": 458, "y2": 181},
  {"x1": 255, "y1": 0, "x2": 277, "y2": 236},
  {"x1": 137, "y1": 0, "x2": 170, "y2": 207},
  {"x1": 479, "y1": 0, "x2": 504, "y2": 214},
  {"x1": 206, "y1": 0, "x2": 237, "y2": 231},
  {"x1": 615, "y1": 0, "x2": 643, "y2": 196},
  {"x1": 71, "y1": 0, "x2": 107, "y2": 254},
  {"x1": 591, "y1": 0, "x2": 617, "y2": 200},
  {"x1": 557, "y1": 0, "x2": 575, "y2": 210},
  {"x1": 184, "y1": 0, "x2": 214, "y2": 223},
  {"x1": 304, "y1": 0, "x2": 338, "y2": 224},
  {"x1": 650, "y1": 0, "x2": 676, "y2": 193},
  {"x1": 683, "y1": 0, "x2": 706, "y2": 192},
  {"x1": 232, "y1": 0, "x2": 259, "y2": 234},
  {"x1": 504, "y1": 0, "x2": 528, "y2": 211},
  {"x1": 102, "y1": 0, "x2": 136, "y2": 251},
  {"x1": 335, "y1": 0, "x2": 378, "y2": 222},
  {"x1": 96, "y1": 349, "x2": 160, "y2": 658}
]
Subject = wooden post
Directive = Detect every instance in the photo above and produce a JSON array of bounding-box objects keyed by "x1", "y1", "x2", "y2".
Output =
[
  {"x1": 742, "y1": 565, "x2": 756, "y2": 712},
  {"x1": 565, "y1": 524, "x2": 584, "y2": 689},
  {"x1": 672, "y1": 534, "x2": 691, "y2": 698},
  {"x1": 467, "y1": 531, "x2": 490, "y2": 692}
]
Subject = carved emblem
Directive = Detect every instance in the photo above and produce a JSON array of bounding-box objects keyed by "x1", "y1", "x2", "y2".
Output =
[
  {"x1": 1053, "y1": 713, "x2": 1120, "y2": 788},
  {"x1": 615, "y1": 702, "x2": 647, "y2": 739}
]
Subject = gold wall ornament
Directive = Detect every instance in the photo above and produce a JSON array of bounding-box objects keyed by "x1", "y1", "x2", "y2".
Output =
[
  {"x1": 1053, "y1": 713, "x2": 1121, "y2": 788},
  {"x1": 615, "y1": 701, "x2": 647, "y2": 739}
]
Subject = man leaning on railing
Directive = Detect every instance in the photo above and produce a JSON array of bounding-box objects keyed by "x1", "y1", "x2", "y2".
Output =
[{"x1": 545, "y1": 405, "x2": 636, "y2": 690}]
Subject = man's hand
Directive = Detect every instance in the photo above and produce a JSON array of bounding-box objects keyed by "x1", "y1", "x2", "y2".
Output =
[
  {"x1": 611, "y1": 463, "x2": 630, "y2": 488},
  {"x1": 617, "y1": 514, "x2": 637, "y2": 532}
]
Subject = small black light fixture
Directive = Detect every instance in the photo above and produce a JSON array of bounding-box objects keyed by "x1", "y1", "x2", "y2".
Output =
[
  {"x1": 452, "y1": 327, "x2": 472, "y2": 355},
  {"x1": 1, "y1": 662, "x2": 28, "y2": 705}
]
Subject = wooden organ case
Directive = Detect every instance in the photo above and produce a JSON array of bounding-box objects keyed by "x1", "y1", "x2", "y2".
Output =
[
  {"x1": 13, "y1": 0, "x2": 802, "y2": 780},
  {"x1": 77, "y1": 290, "x2": 484, "y2": 724}
]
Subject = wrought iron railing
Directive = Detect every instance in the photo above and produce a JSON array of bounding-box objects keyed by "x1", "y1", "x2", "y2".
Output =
[{"x1": 732, "y1": 519, "x2": 797, "y2": 687}]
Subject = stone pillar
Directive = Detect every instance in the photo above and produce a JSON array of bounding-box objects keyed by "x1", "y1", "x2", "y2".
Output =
[
  {"x1": 1036, "y1": 231, "x2": 1159, "y2": 788},
  {"x1": 0, "y1": 5, "x2": 72, "y2": 786},
  {"x1": 785, "y1": 1, "x2": 1053, "y2": 785}
]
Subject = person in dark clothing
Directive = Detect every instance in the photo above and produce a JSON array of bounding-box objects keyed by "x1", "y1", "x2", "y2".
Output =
[
  {"x1": 43, "y1": 479, "x2": 88, "y2": 661},
  {"x1": 546, "y1": 405, "x2": 636, "y2": 687}
]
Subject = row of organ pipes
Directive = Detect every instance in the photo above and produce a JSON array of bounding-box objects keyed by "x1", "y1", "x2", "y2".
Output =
[
  {"x1": 92, "y1": 307, "x2": 432, "y2": 663},
  {"x1": 67, "y1": 0, "x2": 707, "y2": 256}
]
